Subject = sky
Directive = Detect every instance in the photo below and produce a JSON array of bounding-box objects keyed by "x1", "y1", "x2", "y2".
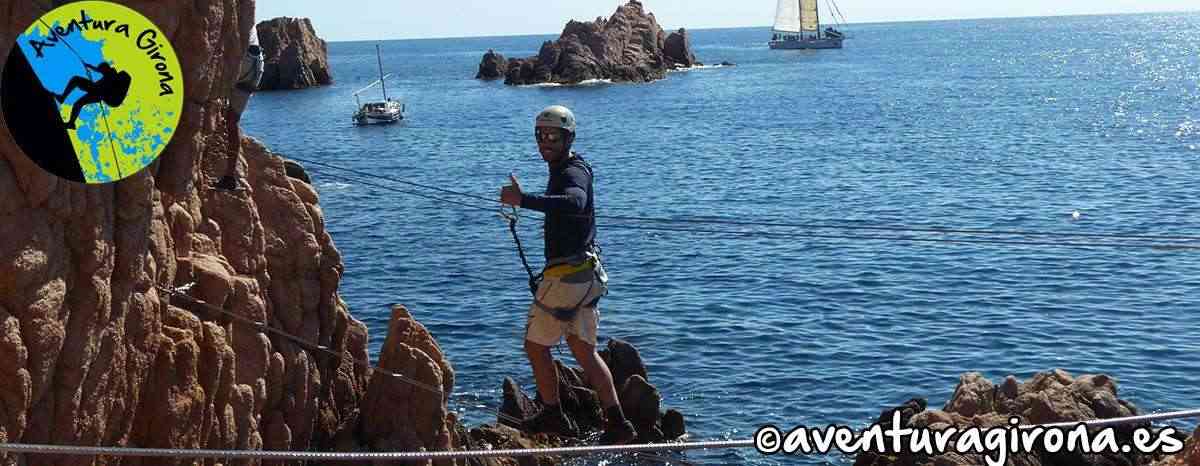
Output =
[{"x1": 257, "y1": 0, "x2": 1200, "y2": 42}]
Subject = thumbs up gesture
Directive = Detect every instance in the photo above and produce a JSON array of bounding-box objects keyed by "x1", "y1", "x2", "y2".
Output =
[{"x1": 500, "y1": 173, "x2": 523, "y2": 206}]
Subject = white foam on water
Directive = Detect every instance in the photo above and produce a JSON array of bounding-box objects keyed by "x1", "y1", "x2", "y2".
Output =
[
  {"x1": 522, "y1": 78, "x2": 614, "y2": 88},
  {"x1": 668, "y1": 63, "x2": 734, "y2": 73},
  {"x1": 317, "y1": 182, "x2": 353, "y2": 190}
]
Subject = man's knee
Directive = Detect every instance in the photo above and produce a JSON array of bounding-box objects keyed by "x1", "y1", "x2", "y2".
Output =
[
  {"x1": 524, "y1": 339, "x2": 551, "y2": 360},
  {"x1": 566, "y1": 337, "x2": 600, "y2": 367}
]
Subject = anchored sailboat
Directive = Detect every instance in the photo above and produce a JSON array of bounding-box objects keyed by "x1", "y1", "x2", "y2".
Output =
[
  {"x1": 353, "y1": 44, "x2": 404, "y2": 126},
  {"x1": 769, "y1": 0, "x2": 846, "y2": 50}
]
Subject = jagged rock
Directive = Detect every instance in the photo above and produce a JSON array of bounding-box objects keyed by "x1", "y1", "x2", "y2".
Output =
[
  {"x1": 257, "y1": 17, "x2": 333, "y2": 90},
  {"x1": 619, "y1": 375, "x2": 662, "y2": 442},
  {"x1": 485, "y1": 1, "x2": 701, "y2": 85},
  {"x1": 662, "y1": 409, "x2": 686, "y2": 439},
  {"x1": 499, "y1": 376, "x2": 539, "y2": 429},
  {"x1": 599, "y1": 338, "x2": 647, "y2": 389},
  {"x1": 1153, "y1": 427, "x2": 1200, "y2": 466},
  {"x1": 553, "y1": 360, "x2": 604, "y2": 432},
  {"x1": 358, "y1": 305, "x2": 457, "y2": 460},
  {"x1": 476, "y1": 49, "x2": 508, "y2": 80},
  {"x1": 854, "y1": 370, "x2": 1156, "y2": 466},
  {"x1": 663, "y1": 28, "x2": 699, "y2": 67},
  {"x1": 0, "y1": 0, "x2": 369, "y2": 459},
  {"x1": 468, "y1": 424, "x2": 560, "y2": 466},
  {"x1": 283, "y1": 159, "x2": 311, "y2": 184},
  {"x1": 943, "y1": 372, "x2": 995, "y2": 417},
  {"x1": 497, "y1": 339, "x2": 685, "y2": 444}
]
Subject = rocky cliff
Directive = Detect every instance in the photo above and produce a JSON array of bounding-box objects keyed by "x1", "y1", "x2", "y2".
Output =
[
  {"x1": 0, "y1": 1, "x2": 439, "y2": 464},
  {"x1": 478, "y1": 0, "x2": 700, "y2": 85},
  {"x1": 855, "y1": 370, "x2": 1190, "y2": 466},
  {"x1": 256, "y1": 17, "x2": 333, "y2": 90}
]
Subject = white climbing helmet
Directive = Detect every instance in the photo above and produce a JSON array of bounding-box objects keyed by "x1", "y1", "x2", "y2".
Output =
[{"x1": 535, "y1": 105, "x2": 577, "y2": 133}]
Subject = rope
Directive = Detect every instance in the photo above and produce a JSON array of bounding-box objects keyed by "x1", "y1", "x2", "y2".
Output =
[
  {"x1": 1033, "y1": 408, "x2": 1200, "y2": 429},
  {"x1": 603, "y1": 223, "x2": 1200, "y2": 251},
  {"x1": 0, "y1": 439, "x2": 753, "y2": 461},
  {"x1": 597, "y1": 214, "x2": 1200, "y2": 242},
  {"x1": 284, "y1": 155, "x2": 1200, "y2": 244},
  {"x1": 309, "y1": 168, "x2": 498, "y2": 213},
  {"x1": 154, "y1": 284, "x2": 526, "y2": 427},
  {"x1": 3, "y1": 408, "x2": 1197, "y2": 460},
  {"x1": 288, "y1": 155, "x2": 500, "y2": 206}
]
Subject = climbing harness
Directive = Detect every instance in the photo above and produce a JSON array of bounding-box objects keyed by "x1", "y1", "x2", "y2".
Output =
[{"x1": 501, "y1": 205, "x2": 607, "y2": 322}]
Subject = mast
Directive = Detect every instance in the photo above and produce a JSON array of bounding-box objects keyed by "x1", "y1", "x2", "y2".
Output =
[{"x1": 376, "y1": 43, "x2": 388, "y2": 101}]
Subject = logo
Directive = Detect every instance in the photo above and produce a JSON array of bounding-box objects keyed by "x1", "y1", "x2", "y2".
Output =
[{"x1": 1, "y1": 1, "x2": 183, "y2": 184}]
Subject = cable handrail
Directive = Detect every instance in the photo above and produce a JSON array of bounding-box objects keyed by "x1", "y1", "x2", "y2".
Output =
[
  {"x1": 285, "y1": 156, "x2": 1200, "y2": 246},
  {"x1": 2, "y1": 408, "x2": 1196, "y2": 460}
]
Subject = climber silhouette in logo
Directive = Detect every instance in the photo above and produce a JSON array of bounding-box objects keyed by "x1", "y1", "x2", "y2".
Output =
[{"x1": 55, "y1": 61, "x2": 132, "y2": 130}]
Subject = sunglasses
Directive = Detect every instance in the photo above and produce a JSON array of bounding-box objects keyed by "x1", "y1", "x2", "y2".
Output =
[{"x1": 535, "y1": 129, "x2": 564, "y2": 143}]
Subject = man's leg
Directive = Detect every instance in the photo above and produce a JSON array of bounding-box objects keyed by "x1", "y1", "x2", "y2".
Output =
[
  {"x1": 564, "y1": 335, "x2": 618, "y2": 407},
  {"x1": 224, "y1": 107, "x2": 240, "y2": 178},
  {"x1": 566, "y1": 333, "x2": 636, "y2": 445},
  {"x1": 524, "y1": 339, "x2": 559, "y2": 405},
  {"x1": 215, "y1": 92, "x2": 250, "y2": 190},
  {"x1": 519, "y1": 305, "x2": 576, "y2": 436}
]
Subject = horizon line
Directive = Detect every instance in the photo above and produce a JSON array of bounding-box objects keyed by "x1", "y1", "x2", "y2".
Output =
[{"x1": 317, "y1": 8, "x2": 1199, "y2": 43}]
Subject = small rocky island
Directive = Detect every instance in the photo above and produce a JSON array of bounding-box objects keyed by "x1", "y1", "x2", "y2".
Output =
[
  {"x1": 855, "y1": 370, "x2": 1198, "y2": 466},
  {"x1": 256, "y1": 17, "x2": 333, "y2": 90},
  {"x1": 476, "y1": 0, "x2": 701, "y2": 85}
]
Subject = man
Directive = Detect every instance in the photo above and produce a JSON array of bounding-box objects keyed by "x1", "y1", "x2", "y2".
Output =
[
  {"x1": 499, "y1": 105, "x2": 637, "y2": 445},
  {"x1": 213, "y1": 31, "x2": 264, "y2": 191}
]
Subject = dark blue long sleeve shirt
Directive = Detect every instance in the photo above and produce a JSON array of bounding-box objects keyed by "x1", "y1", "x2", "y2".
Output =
[{"x1": 519, "y1": 154, "x2": 596, "y2": 262}]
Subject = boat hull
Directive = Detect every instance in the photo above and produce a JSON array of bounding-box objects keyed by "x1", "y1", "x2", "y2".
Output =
[
  {"x1": 353, "y1": 101, "x2": 404, "y2": 126},
  {"x1": 769, "y1": 37, "x2": 843, "y2": 49}
]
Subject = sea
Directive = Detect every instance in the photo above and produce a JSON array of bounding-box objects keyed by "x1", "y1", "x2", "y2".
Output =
[{"x1": 241, "y1": 13, "x2": 1200, "y2": 465}]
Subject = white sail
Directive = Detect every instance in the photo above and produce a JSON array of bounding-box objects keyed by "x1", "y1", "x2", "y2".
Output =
[
  {"x1": 773, "y1": 0, "x2": 801, "y2": 32},
  {"x1": 801, "y1": 0, "x2": 819, "y2": 32}
]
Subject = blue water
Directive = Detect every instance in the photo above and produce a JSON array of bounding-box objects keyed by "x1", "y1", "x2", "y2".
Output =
[{"x1": 242, "y1": 14, "x2": 1200, "y2": 465}]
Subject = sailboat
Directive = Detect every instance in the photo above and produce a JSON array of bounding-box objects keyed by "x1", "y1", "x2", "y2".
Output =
[
  {"x1": 353, "y1": 44, "x2": 404, "y2": 126},
  {"x1": 769, "y1": 0, "x2": 846, "y2": 50}
]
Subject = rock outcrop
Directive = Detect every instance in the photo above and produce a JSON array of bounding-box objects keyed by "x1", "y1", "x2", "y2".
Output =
[
  {"x1": 358, "y1": 305, "x2": 457, "y2": 457},
  {"x1": 256, "y1": 17, "x2": 333, "y2": 90},
  {"x1": 0, "y1": 0, "x2": 390, "y2": 463},
  {"x1": 1154, "y1": 427, "x2": 1200, "y2": 466},
  {"x1": 855, "y1": 370, "x2": 1182, "y2": 466},
  {"x1": 475, "y1": 49, "x2": 508, "y2": 80},
  {"x1": 482, "y1": 1, "x2": 701, "y2": 85},
  {"x1": 497, "y1": 339, "x2": 686, "y2": 443}
]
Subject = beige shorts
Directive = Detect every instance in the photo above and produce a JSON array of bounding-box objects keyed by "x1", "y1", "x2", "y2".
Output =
[
  {"x1": 229, "y1": 89, "x2": 253, "y2": 115},
  {"x1": 524, "y1": 257, "x2": 607, "y2": 347}
]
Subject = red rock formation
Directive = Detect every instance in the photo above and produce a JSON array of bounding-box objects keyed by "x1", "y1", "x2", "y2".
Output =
[
  {"x1": 0, "y1": 0, "x2": 383, "y2": 464},
  {"x1": 1154, "y1": 427, "x2": 1200, "y2": 466},
  {"x1": 256, "y1": 17, "x2": 333, "y2": 90},
  {"x1": 475, "y1": 50, "x2": 508, "y2": 80},
  {"x1": 855, "y1": 370, "x2": 1167, "y2": 466},
  {"x1": 358, "y1": 305, "x2": 456, "y2": 464},
  {"x1": 489, "y1": 1, "x2": 700, "y2": 85}
]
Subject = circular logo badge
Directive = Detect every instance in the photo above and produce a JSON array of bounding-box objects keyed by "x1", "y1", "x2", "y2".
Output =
[{"x1": 2, "y1": 1, "x2": 183, "y2": 184}]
